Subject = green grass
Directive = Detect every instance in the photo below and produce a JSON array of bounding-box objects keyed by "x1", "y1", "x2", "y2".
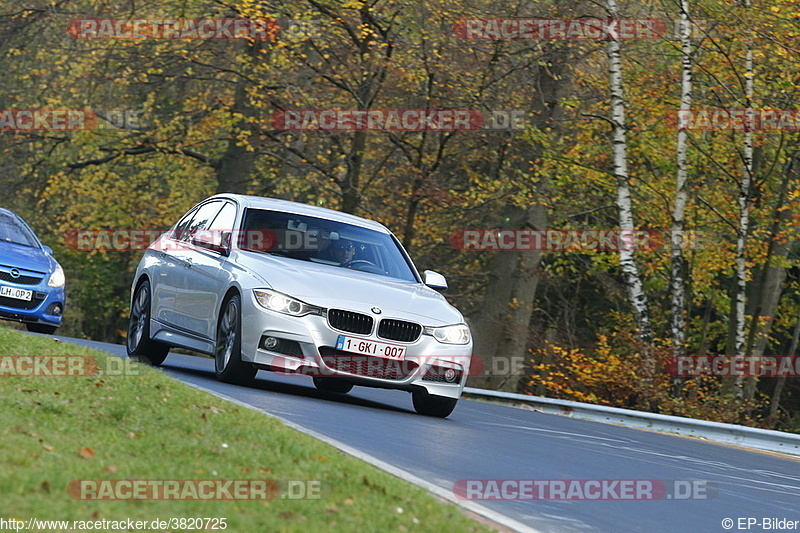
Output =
[{"x1": 0, "y1": 325, "x2": 492, "y2": 532}]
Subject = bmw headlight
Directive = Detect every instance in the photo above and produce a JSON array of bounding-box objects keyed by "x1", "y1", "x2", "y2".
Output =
[
  {"x1": 424, "y1": 323, "x2": 471, "y2": 345},
  {"x1": 47, "y1": 264, "x2": 65, "y2": 288},
  {"x1": 253, "y1": 289, "x2": 321, "y2": 317}
]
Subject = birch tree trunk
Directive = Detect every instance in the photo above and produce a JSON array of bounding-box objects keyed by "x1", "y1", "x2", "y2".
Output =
[
  {"x1": 606, "y1": 0, "x2": 653, "y2": 351},
  {"x1": 670, "y1": 0, "x2": 694, "y2": 360},
  {"x1": 731, "y1": 2, "x2": 754, "y2": 396}
]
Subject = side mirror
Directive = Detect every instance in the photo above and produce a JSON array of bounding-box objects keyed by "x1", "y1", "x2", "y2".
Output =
[
  {"x1": 42, "y1": 245, "x2": 53, "y2": 255},
  {"x1": 220, "y1": 231, "x2": 232, "y2": 253},
  {"x1": 193, "y1": 230, "x2": 230, "y2": 256},
  {"x1": 423, "y1": 270, "x2": 448, "y2": 291}
]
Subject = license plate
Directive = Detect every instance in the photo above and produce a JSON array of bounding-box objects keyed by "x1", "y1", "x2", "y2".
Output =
[
  {"x1": 0, "y1": 285, "x2": 33, "y2": 301},
  {"x1": 336, "y1": 335, "x2": 407, "y2": 361}
]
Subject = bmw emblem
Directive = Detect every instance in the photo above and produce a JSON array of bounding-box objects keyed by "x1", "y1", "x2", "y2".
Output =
[
  {"x1": 10, "y1": 269, "x2": 20, "y2": 279},
  {"x1": 371, "y1": 306, "x2": 382, "y2": 314}
]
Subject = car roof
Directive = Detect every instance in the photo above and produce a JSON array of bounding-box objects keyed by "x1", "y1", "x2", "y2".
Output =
[{"x1": 208, "y1": 194, "x2": 392, "y2": 234}]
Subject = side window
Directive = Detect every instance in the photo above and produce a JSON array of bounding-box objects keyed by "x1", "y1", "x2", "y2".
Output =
[
  {"x1": 171, "y1": 206, "x2": 199, "y2": 241},
  {"x1": 181, "y1": 201, "x2": 224, "y2": 242},
  {"x1": 207, "y1": 202, "x2": 236, "y2": 233},
  {"x1": 192, "y1": 202, "x2": 237, "y2": 252}
]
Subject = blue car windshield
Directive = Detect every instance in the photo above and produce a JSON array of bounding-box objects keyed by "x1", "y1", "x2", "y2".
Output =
[
  {"x1": 0, "y1": 212, "x2": 39, "y2": 248},
  {"x1": 240, "y1": 209, "x2": 418, "y2": 282}
]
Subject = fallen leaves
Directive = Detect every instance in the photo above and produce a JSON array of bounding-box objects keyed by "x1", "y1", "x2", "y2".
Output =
[{"x1": 78, "y1": 447, "x2": 95, "y2": 459}]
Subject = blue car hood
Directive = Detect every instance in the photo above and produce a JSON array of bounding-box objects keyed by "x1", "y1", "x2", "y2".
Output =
[{"x1": 0, "y1": 242, "x2": 53, "y2": 274}]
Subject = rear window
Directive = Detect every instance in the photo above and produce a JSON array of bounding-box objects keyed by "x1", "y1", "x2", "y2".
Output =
[{"x1": 0, "y1": 212, "x2": 39, "y2": 248}]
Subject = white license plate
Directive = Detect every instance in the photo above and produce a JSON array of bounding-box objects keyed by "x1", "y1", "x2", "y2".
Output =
[
  {"x1": 336, "y1": 335, "x2": 407, "y2": 361},
  {"x1": 0, "y1": 285, "x2": 33, "y2": 301}
]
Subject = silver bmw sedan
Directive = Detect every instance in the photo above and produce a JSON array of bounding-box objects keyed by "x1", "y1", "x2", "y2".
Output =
[{"x1": 127, "y1": 194, "x2": 472, "y2": 417}]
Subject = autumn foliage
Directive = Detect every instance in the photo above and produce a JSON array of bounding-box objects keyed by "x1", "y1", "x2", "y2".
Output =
[
  {"x1": 524, "y1": 326, "x2": 763, "y2": 426},
  {"x1": 0, "y1": 0, "x2": 798, "y2": 430}
]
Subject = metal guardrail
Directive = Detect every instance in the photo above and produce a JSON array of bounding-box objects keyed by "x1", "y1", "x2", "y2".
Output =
[{"x1": 462, "y1": 387, "x2": 800, "y2": 456}]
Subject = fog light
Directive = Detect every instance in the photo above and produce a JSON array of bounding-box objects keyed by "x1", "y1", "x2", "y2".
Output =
[
  {"x1": 444, "y1": 368, "x2": 457, "y2": 383},
  {"x1": 52, "y1": 305, "x2": 62, "y2": 316},
  {"x1": 263, "y1": 336, "x2": 278, "y2": 349}
]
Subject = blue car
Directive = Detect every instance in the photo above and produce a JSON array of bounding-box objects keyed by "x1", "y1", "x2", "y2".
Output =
[{"x1": 0, "y1": 208, "x2": 65, "y2": 334}]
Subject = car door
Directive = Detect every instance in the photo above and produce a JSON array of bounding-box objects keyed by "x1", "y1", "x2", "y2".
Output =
[
  {"x1": 151, "y1": 204, "x2": 200, "y2": 329},
  {"x1": 165, "y1": 200, "x2": 224, "y2": 334},
  {"x1": 180, "y1": 200, "x2": 237, "y2": 341}
]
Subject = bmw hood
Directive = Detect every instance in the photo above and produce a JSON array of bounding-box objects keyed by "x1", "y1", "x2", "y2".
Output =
[{"x1": 233, "y1": 252, "x2": 464, "y2": 325}]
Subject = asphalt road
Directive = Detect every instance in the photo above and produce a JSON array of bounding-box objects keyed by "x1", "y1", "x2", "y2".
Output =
[{"x1": 56, "y1": 336, "x2": 800, "y2": 533}]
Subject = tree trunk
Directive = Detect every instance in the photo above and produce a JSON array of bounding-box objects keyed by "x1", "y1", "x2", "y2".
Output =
[
  {"x1": 468, "y1": 43, "x2": 572, "y2": 391},
  {"x1": 729, "y1": 0, "x2": 755, "y2": 396},
  {"x1": 743, "y1": 149, "x2": 799, "y2": 399},
  {"x1": 341, "y1": 129, "x2": 367, "y2": 214},
  {"x1": 216, "y1": 43, "x2": 264, "y2": 195},
  {"x1": 670, "y1": 0, "x2": 694, "y2": 361},
  {"x1": 606, "y1": 0, "x2": 653, "y2": 352},
  {"x1": 768, "y1": 312, "x2": 800, "y2": 425},
  {"x1": 470, "y1": 204, "x2": 547, "y2": 390}
]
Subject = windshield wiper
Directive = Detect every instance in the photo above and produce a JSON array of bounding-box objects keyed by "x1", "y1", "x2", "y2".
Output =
[{"x1": 1, "y1": 239, "x2": 34, "y2": 247}]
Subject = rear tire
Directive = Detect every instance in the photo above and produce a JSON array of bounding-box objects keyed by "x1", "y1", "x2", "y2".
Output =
[
  {"x1": 412, "y1": 391, "x2": 458, "y2": 418},
  {"x1": 26, "y1": 323, "x2": 58, "y2": 335},
  {"x1": 313, "y1": 377, "x2": 353, "y2": 394},
  {"x1": 127, "y1": 280, "x2": 169, "y2": 365},
  {"x1": 214, "y1": 294, "x2": 257, "y2": 385}
]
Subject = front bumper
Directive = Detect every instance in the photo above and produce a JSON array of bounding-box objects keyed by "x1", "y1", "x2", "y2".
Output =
[
  {"x1": 0, "y1": 283, "x2": 64, "y2": 327},
  {"x1": 240, "y1": 291, "x2": 472, "y2": 399}
]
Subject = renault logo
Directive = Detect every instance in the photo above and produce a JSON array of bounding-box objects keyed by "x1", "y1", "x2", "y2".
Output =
[
  {"x1": 10, "y1": 269, "x2": 20, "y2": 279},
  {"x1": 371, "y1": 306, "x2": 382, "y2": 314}
]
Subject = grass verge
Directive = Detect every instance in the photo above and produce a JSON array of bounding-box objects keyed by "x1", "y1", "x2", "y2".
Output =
[{"x1": 0, "y1": 325, "x2": 492, "y2": 532}]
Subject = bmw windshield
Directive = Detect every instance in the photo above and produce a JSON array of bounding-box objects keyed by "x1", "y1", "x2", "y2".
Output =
[{"x1": 238, "y1": 208, "x2": 418, "y2": 283}]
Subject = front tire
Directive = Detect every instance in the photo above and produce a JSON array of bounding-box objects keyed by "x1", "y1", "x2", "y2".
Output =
[
  {"x1": 215, "y1": 294, "x2": 257, "y2": 385},
  {"x1": 412, "y1": 391, "x2": 458, "y2": 418},
  {"x1": 127, "y1": 280, "x2": 169, "y2": 365}
]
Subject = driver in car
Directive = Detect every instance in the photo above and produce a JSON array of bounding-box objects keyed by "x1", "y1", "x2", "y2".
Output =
[{"x1": 332, "y1": 239, "x2": 356, "y2": 266}]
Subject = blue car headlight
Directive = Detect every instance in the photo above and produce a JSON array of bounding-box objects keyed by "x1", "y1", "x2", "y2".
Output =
[{"x1": 47, "y1": 264, "x2": 65, "y2": 288}]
